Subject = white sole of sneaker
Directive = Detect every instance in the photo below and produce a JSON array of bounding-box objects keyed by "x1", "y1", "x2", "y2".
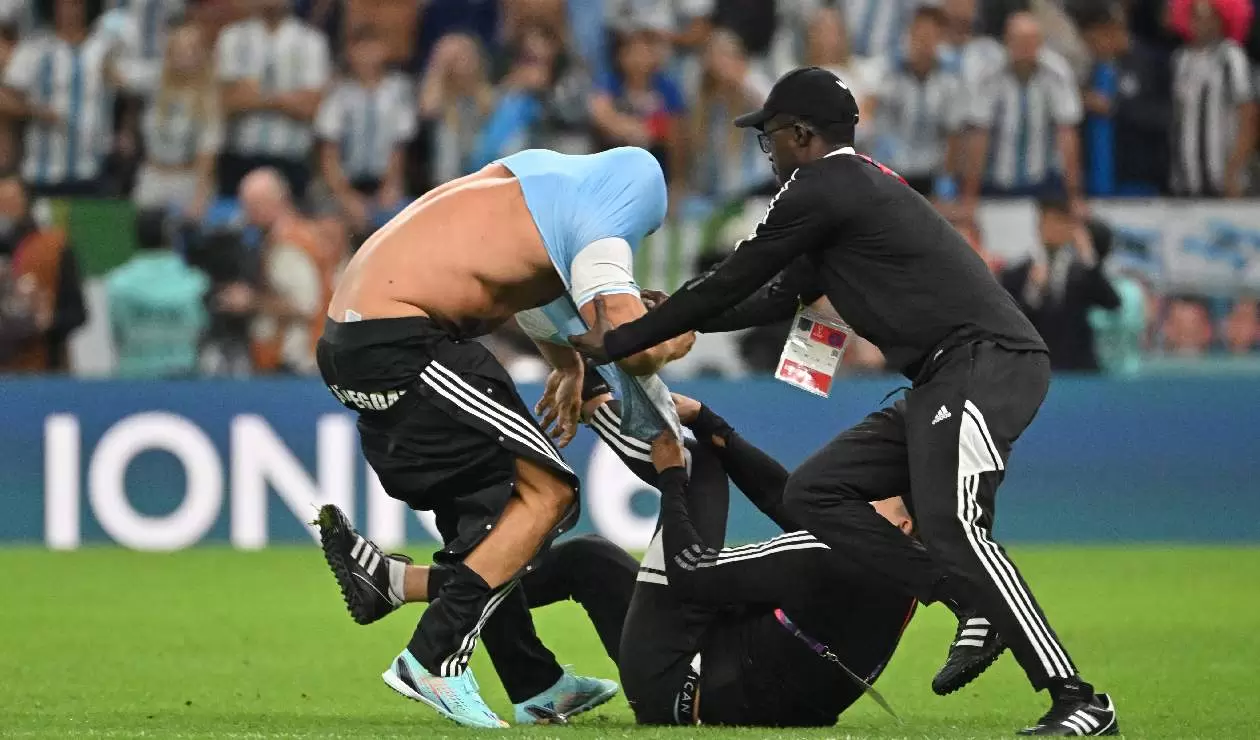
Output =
[{"x1": 380, "y1": 670, "x2": 508, "y2": 729}]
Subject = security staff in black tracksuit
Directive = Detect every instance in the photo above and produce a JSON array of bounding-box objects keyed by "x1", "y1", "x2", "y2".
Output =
[{"x1": 570, "y1": 67, "x2": 1118, "y2": 737}]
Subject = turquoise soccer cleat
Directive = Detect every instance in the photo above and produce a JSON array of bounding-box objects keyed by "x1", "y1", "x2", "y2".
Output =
[
  {"x1": 513, "y1": 668, "x2": 620, "y2": 725},
  {"x1": 380, "y1": 649, "x2": 508, "y2": 729}
]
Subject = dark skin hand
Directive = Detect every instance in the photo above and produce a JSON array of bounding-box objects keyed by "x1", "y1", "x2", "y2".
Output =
[
  {"x1": 640, "y1": 289, "x2": 670, "y2": 310},
  {"x1": 650, "y1": 427, "x2": 686, "y2": 473},
  {"x1": 569, "y1": 290, "x2": 675, "y2": 364},
  {"x1": 567, "y1": 294, "x2": 616, "y2": 364}
]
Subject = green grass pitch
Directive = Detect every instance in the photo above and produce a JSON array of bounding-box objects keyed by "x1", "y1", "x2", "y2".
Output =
[{"x1": 1, "y1": 546, "x2": 1257, "y2": 739}]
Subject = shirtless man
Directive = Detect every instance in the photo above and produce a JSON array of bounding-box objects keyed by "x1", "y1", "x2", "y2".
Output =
[{"x1": 313, "y1": 147, "x2": 694, "y2": 728}]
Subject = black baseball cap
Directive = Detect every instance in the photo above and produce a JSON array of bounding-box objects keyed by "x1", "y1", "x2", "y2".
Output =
[{"x1": 733, "y1": 66, "x2": 860, "y2": 130}]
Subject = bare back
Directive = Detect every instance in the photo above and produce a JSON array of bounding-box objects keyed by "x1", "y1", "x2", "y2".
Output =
[{"x1": 328, "y1": 165, "x2": 565, "y2": 337}]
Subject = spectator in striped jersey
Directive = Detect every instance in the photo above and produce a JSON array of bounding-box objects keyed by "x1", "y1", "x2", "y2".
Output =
[
  {"x1": 963, "y1": 12, "x2": 1084, "y2": 212},
  {"x1": 134, "y1": 21, "x2": 221, "y2": 219},
  {"x1": 938, "y1": 0, "x2": 1005, "y2": 115},
  {"x1": 214, "y1": 0, "x2": 331, "y2": 201},
  {"x1": 837, "y1": 0, "x2": 917, "y2": 60},
  {"x1": 0, "y1": 0, "x2": 122, "y2": 197},
  {"x1": 100, "y1": 0, "x2": 185, "y2": 94},
  {"x1": 416, "y1": 33, "x2": 494, "y2": 190},
  {"x1": 865, "y1": 5, "x2": 968, "y2": 199},
  {"x1": 1170, "y1": 0, "x2": 1256, "y2": 197},
  {"x1": 315, "y1": 25, "x2": 416, "y2": 237}
]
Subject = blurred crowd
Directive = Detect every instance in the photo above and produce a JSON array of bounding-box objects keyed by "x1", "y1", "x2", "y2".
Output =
[{"x1": 0, "y1": 0, "x2": 1257, "y2": 380}]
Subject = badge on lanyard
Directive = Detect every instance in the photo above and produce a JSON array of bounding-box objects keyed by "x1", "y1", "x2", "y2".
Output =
[{"x1": 774, "y1": 307, "x2": 852, "y2": 398}]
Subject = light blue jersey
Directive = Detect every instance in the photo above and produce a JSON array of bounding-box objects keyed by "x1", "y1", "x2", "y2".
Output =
[
  {"x1": 501, "y1": 147, "x2": 678, "y2": 442},
  {"x1": 501, "y1": 147, "x2": 666, "y2": 292}
]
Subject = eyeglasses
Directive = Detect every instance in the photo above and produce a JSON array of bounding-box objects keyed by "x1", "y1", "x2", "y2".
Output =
[{"x1": 757, "y1": 122, "x2": 797, "y2": 153}]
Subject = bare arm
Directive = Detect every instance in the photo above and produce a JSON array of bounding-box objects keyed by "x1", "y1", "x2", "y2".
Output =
[
  {"x1": 271, "y1": 89, "x2": 324, "y2": 121},
  {"x1": 382, "y1": 147, "x2": 407, "y2": 201},
  {"x1": 944, "y1": 131, "x2": 963, "y2": 179},
  {"x1": 1226, "y1": 102, "x2": 1258, "y2": 196},
  {"x1": 0, "y1": 87, "x2": 56, "y2": 122},
  {"x1": 220, "y1": 80, "x2": 271, "y2": 115},
  {"x1": 963, "y1": 127, "x2": 990, "y2": 205},
  {"x1": 0, "y1": 87, "x2": 30, "y2": 119},
  {"x1": 191, "y1": 151, "x2": 215, "y2": 217},
  {"x1": 532, "y1": 337, "x2": 584, "y2": 447},
  {"x1": 319, "y1": 141, "x2": 355, "y2": 201},
  {"x1": 220, "y1": 79, "x2": 322, "y2": 120},
  {"x1": 418, "y1": 66, "x2": 446, "y2": 119},
  {"x1": 588, "y1": 93, "x2": 645, "y2": 145},
  {"x1": 533, "y1": 337, "x2": 582, "y2": 372},
  {"x1": 1056, "y1": 125, "x2": 1083, "y2": 203},
  {"x1": 674, "y1": 16, "x2": 712, "y2": 50},
  {"x1": 664, "y1": 114, "x2": 688, "y2": 201}
]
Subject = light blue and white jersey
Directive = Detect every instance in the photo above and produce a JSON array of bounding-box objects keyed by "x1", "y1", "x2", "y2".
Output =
[
  {"x1": 4, "y1": 30, "x2": 120, "y2": 187},
  {"x1": 970, "y1": 49, "x2": 1081, "y2": 192},
  {"x1": 104, "y1": 0, "x2": 184, "y2": 59},
  {"x1": 502, "y1": 147, "x2": 679, "y2": 441},
  {"x1": 315, "y1": 73, "x2": 417, "y2": 183},
  {"x1": 500, "y1": 147, "x2": 667, "y2": 290},
  {"x1": 215, "y1": 16, "x2": 330, "y2": 161},
  {"x1": 867, "y1": 56, "x2": 967, "y2": 179},
  {"x1": 98, "y1": 0, "x2": 186, "y2": 93},
  {"x1": 839, "y1": 0, "x2": 916, "y2": 59}
]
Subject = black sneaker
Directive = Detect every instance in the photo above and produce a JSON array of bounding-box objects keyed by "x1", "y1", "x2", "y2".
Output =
[
  {"x1": 1018, "y1": 693, "x2": 1118, "y2": 736},
  {"x1": 315, "y1": 504, "x2": 410, "y2": 625},
  {"x1": 932, "y1": 614, "x2": 1006, "y2": 695}
]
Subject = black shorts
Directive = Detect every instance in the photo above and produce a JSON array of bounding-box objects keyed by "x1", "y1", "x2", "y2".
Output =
[{"x1": 316, "y1": 316, "x2": 579, "y2": 562}]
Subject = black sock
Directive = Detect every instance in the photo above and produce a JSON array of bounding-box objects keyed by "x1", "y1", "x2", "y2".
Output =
[
  {"x1": 408, "y1": 561, "x2": 495, "y2": 674},
  {"x1": 581, "y1": 364, "x2": 611, "y2": 401},
  {"x1": 1048, "y1": 676, "x2": 1095, "y2": 703}
]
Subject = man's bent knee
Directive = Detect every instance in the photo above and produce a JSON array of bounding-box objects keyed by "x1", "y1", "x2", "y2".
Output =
[{"x1": 514, "y1": 457, "x2": 576, "y2": 522}]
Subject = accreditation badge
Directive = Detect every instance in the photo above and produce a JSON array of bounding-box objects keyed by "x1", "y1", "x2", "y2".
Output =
[{"x1": 774, "y1": 308, "x2": 852, "y2": 398}]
